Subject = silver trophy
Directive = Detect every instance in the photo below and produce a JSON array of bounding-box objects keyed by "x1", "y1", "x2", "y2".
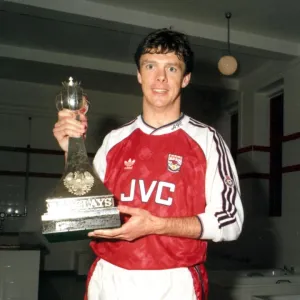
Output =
[{"x1": 41, "y1": 77, "x2": 121, "y2": 242}]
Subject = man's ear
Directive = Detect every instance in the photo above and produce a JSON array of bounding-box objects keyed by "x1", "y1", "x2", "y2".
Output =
[
  {"x1": 181, "y1": 73, "x2": 191, "y2": 88},
  {"x1": 137, "y1": 70, "x2": 142, "y2": 84}
]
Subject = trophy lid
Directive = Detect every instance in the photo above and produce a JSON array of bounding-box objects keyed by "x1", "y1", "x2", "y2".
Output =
[
  {"x1": 56, "y1": 77, "x2": 89, "y2": 113},
  {"x1": 62, "y1": 76, "x2": 80, "y2": 88},
  {"x1": 68, "y1": 77, "x2": 74, "y2": 86}
]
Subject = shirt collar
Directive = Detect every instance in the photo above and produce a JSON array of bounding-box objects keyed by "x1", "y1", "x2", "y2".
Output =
[{"x1": 137, "y1": 113, "x2": 187, "y2": 135}]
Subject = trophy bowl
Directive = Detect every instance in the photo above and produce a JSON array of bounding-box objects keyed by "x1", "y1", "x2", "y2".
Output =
[{"x1": 55, "y1": 77, "x2": 88, "y2": 113}]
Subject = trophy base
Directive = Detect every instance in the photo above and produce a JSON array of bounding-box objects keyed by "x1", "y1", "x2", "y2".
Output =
[{"x1": 42, "y1": 207, "x2": 121, "y2": 242}]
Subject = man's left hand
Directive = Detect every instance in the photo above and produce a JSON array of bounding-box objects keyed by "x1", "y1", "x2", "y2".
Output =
[{"x1": 88, "y1": 205, "x2": 158, "y2": 241}]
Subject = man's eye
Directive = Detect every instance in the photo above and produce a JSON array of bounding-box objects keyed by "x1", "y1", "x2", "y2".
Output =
[
  {"x1": 169, "y1": 66, "x2": 177, "y2": 72},
  {"x1": 146, "y1": 64, "x2": 154, "y2": 69}
]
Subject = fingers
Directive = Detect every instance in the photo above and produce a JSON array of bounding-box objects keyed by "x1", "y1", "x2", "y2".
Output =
[
  {"x1": 53, "y1": 122, "x2": 85, "y2": 139},
  {"x1": 88, "y1": 226, "x2": 136, "y2": 242},
  {"x1": 55, "y1": 118, "x2": 86, "y2": 134},
  {"x1": 58, "y1": 109, "x2": 88, "y2": 124},
  {"x1": 88, "y1": 228, "x2": 123, "y2": 239},
  {"x1": 87, "y1": 225, "x2": 135, "y2": 241},
  {"x1": 54, "y1": 109, "x2": 87, "y2": 139},
  {"x1": 53, "y1": 126, "x2": 83, "y2": 140}
]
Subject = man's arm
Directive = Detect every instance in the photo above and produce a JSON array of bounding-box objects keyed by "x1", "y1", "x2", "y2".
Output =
[
  {"x1": 198, "y1": 130, "x2": 244, "y2": 242},
  {"x1": 152, "y1": 214, "x2": 202, "y2": 239}
]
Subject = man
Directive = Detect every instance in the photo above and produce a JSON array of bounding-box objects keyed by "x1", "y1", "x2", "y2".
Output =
[{"x1": 53, "y1": 28, "x2": 244, "y2": 300}]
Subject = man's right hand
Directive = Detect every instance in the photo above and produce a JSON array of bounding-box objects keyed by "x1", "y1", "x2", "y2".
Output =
[{"x1": 53, "y1": 109, "x2": 88, "y2": 153}]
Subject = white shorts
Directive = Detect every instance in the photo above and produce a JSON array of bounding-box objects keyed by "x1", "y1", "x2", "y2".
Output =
[{"x1": 88, "y1": 259, "x2": 197, "y2": 300}]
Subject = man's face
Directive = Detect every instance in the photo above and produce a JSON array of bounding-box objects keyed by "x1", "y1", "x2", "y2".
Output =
[{"x1": 137, "y1": 51, "x2": 191, "y2": 110}]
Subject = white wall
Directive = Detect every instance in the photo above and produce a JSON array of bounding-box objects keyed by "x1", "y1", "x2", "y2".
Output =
[
  {"x1": 280, "y1": 63, "x2": 300, "y2": 269},
  {"x1": 228, "y1": 58, "x2": 300, "y2": 270}
]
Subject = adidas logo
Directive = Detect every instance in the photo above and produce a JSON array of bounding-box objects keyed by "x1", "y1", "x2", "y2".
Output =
[{"x1": 124, "y1": 158, "x2": 135, "y2": 170}]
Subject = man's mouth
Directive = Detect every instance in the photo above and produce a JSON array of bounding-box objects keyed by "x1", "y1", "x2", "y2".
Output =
[{"x1": 152, "y1": 89, "x2": 168, "y2": 93}]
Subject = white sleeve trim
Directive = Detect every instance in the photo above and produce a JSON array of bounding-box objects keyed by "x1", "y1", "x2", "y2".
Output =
[{"x1": 198, "y1": 213, "x2": 221, "y2": 241}]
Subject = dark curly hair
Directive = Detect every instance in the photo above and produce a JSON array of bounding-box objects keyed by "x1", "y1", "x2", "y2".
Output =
[{"x1": 134, "y1": 28, "x2": 194, "y2": 75}]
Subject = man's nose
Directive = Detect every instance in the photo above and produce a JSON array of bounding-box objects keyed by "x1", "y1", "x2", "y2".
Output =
[{"x1": 156, "y1": 68, "x2": 167, "y2": 82}]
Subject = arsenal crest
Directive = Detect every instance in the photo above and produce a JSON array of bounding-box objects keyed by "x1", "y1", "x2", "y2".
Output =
[{"x1": 167, "y1": 154, "x2": 183, "y2": 173}]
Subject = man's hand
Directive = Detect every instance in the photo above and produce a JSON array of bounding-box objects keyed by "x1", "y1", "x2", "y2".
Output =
[
  {"x1": 88, "y1": 205, "x2": 158, "y2": 241},
  {"x1": 53, "y1": 109, "x2": 87, "y2": 152},
  {"x1": 88, "y1": 205, "x2": 202, "y2": 241}
]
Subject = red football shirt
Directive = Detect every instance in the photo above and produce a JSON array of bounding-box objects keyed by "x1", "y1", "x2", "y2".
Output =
[{"x1": 91, "y1": 114, "x2": 243, "y2": 270}]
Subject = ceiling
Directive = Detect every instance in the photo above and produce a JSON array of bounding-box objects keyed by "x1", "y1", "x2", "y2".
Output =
[
  {"x1": 94, "y1": 0, "x2": 300, "y2": 42},
  {"x1": 0, "y1": 0, "x2": 299, "y2": 94}
]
